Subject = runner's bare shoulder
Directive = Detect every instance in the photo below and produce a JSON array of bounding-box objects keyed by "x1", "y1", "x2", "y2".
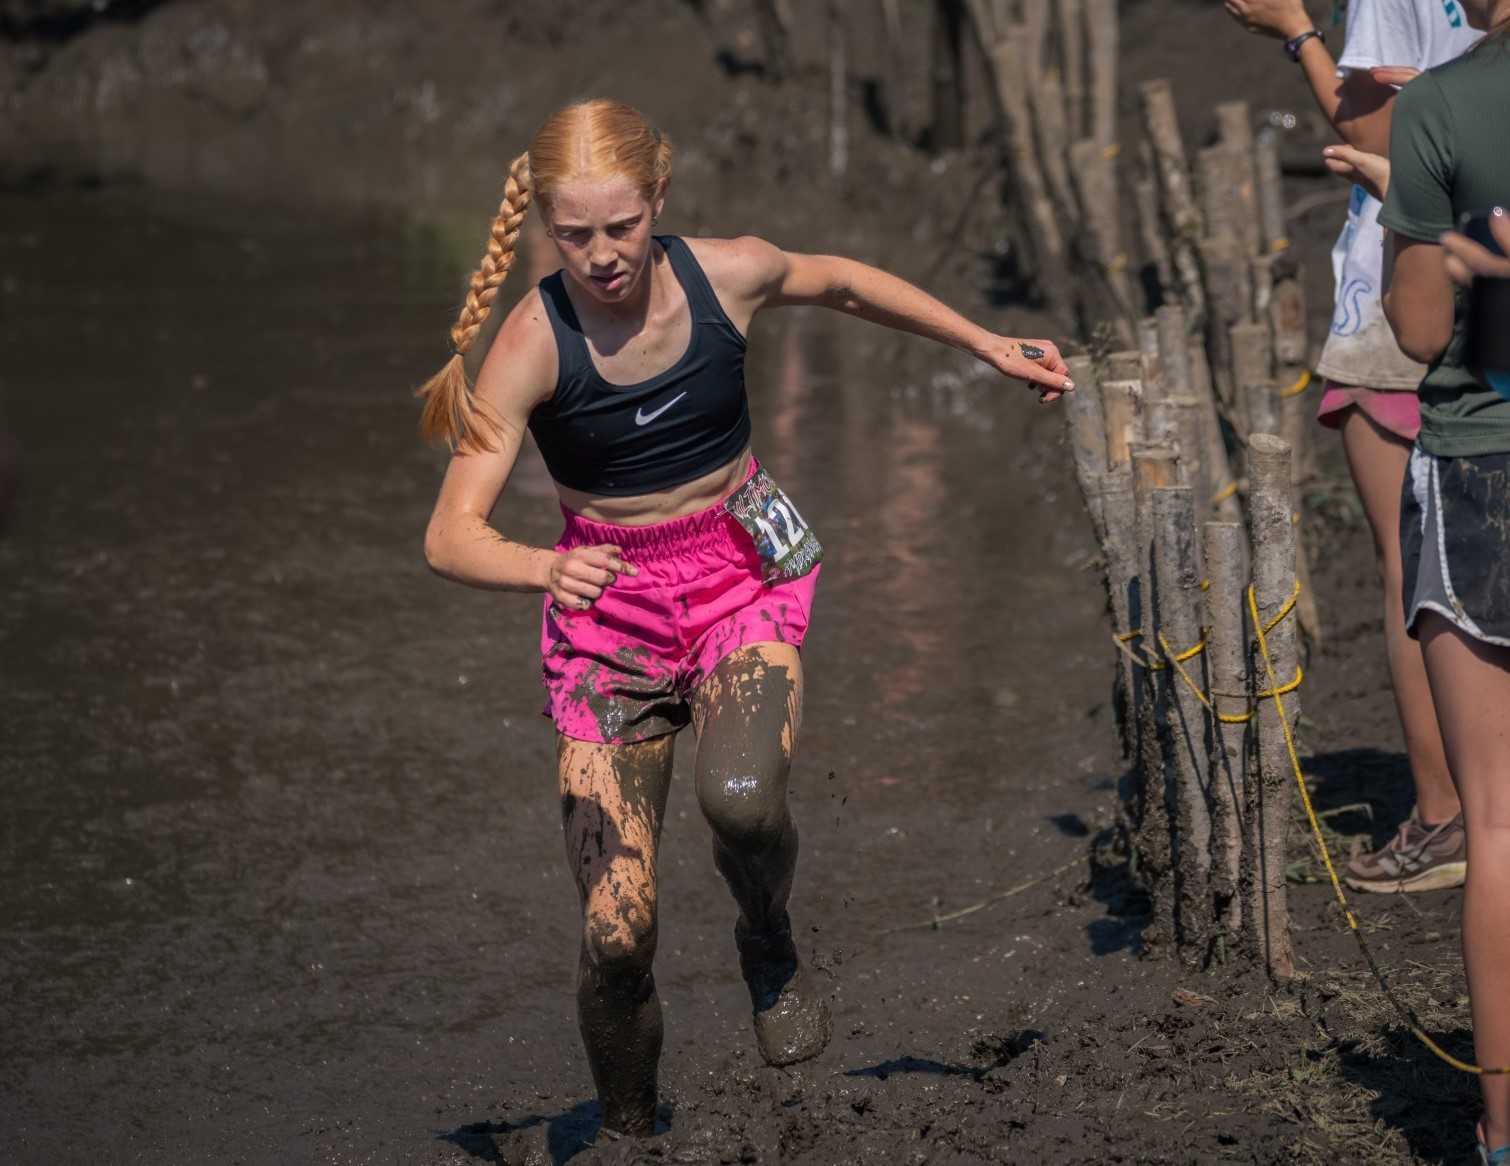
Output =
[
  {"x1": 679, "y1": 235, "x2": 786, "y2": 334},
  {"x1": 473, "y1": 285, "x2": 561, "y2": 420}
]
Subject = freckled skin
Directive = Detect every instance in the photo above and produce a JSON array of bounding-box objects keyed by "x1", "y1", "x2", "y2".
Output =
[{"x1": 556, "y1": 640, "x2": 828, "y2": 1134}]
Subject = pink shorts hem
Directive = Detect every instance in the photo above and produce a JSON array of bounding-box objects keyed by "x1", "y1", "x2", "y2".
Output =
[
  {"x1": 1316, "y1": 381, "x2": 1421, "y2": 442},
  {"x1": 539, "y1": 458, "x2": 820, "y2": 745}
]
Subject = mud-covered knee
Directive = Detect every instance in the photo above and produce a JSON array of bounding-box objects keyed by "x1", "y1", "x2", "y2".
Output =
[
  {"x1": 699, "y1": 771, "x2": 791, "y2": 849},
  {"x1": 583, "y1": 909, "x2": 658, "y2": 983}
]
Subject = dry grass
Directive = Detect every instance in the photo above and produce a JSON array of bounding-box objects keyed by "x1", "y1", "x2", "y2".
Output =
[{"x1": 1223, "y1": 914, "x2": 1479, "y2": 1164}]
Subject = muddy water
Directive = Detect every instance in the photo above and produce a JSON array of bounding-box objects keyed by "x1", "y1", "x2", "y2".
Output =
[{"x1": 0, "y1": 190, "x2": 1117, "y2": 1163}]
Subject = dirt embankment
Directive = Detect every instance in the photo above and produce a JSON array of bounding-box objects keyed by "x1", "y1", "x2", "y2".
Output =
[{"x1": 0, "y1": 0, "x2": 1350, "y2": 318}]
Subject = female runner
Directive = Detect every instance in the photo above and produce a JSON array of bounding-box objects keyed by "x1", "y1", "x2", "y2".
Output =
[{"x1": 418, "y1": 99, "x2": 1073, "y2": 1138}]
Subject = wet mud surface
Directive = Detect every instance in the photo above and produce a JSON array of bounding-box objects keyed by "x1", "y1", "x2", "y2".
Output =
[
  {"x1": 0, "y1": 1, "x2": 1487, "y2": 1154},
  {"x1": 0, "y1": 186, "x2": 1482, "y2": 1166}
]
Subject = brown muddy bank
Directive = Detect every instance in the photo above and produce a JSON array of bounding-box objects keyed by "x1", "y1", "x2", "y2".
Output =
[{"x1": 0, "y1": 3, "x2": 1483, "y2": 1165}]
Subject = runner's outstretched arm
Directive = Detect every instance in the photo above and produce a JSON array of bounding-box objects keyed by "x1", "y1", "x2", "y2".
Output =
[{"x1": 702, "y1": 235, "x2": 1073, "y2": 402}]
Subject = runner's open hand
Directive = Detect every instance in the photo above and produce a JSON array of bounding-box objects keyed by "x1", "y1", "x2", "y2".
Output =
[
  {"x1": 548, "y1": 543, "x2": 638, "y2": 611},
  {"x1": 983, "y1": 337, "x2": 1075, "y2": 403}
]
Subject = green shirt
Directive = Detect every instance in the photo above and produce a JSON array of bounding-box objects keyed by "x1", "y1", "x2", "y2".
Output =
[{"x1": 1379, "y1": 37, "x2": 1510, "y2": 457}]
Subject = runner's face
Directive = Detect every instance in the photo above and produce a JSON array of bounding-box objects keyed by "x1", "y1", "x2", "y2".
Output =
[{"x1": 546, "y1": 178, "x2": 663, "y2": 305}]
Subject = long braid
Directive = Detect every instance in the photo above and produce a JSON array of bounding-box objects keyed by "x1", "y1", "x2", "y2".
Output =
[{"x1": 416, "y1": 151, "x2": 532, "y2": 453}]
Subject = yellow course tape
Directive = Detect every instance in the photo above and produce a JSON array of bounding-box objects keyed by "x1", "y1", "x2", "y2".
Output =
[
  {"x1": 1280, "y1": 369, "x2": 1313, "y2": 399},
  {"x1": 1246, "y1": 584, "x2": 1508, "y2": 1076},
  {"x1": 1103, "y1": 143, "x2": 1122, "y2": 161},
  {"x1": 1116, "y1": 581, "x2": 1498, "y2": 1071},
  {"x1": 1271, "y1": 236, "x2": 1291, "y2": 253},
  {"x1": 1211, "y1": 481, "x2": 1240, "y2": 506}
]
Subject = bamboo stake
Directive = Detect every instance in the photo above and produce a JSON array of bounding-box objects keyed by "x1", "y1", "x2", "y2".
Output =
[
  {"x1": 1139, "y1": 80, "x2": 1207, "y2": 328},
  {"x1": 1196, "y1": 145, "x2": 1241, "y2": 243},
  {"x1": 1254, "y1": 126, "x2": 1288, "y2": 254},
  {"x1": 1101, "y1": 378, "x2": 1144, "y2": 469},
  {"x1": 985, "y1": 25, "x2": 1071, "y2": 305},
  {"x1": 1215, "y1": 100, "x2": 1254, "y2": 153},
  {"x1": 1153, "y1": 484, "x2": 1213, "y2": 963},
  {"x1": 1245, "y1": 433, "x2": 1300, "y2": 982},
  {"x1": 1150, "y1": 397, "x2": 1208, "y2": 525},
  {"x1": 1214, "y1": 101, "x2": 1262, "y2": 258},
  {"x1": 1085, "y1": 0, "x2": 1118, "y2": 151},
  {"x1": 1132, "y1": 443, "x2": 1181, "y2": 951},
  {"x1": 1100, "y1": 465, "x2": 1140, "y2": 759},
  {"x1": 1022, "y1": 0, "x2": 1048, "y2": 86},
  {"x1": 1105, "y1": 350, "x2": 1143, "y2": 384},
  {"x1": 1069, "y1": 139, "x2": 1137, "y2": 342},
  {"x1": 1134, "y1": 143, "x2": 1174, "y2": 302},
  {"x1": 1267, "y1": 271, "x2": 1323, "y2": 647},
  {"x1": 1203, "y1": 520, "x2": 1247, "y2": 937},
  {"x1": 1188, "y1": 336, "x2": 1242, "y2": 522},
  {"x1": 1065, "y1": 354, "x2": 1107, "y2": 540},
  {"x1": 1137, "y1": 315, "x2": 1165, "y2": 404},
  {"x1": 1034, "y1": 69, "x2": 1077, "y2": 228},
  {"x1": 1155, "y1": 304, "x2": 1192, "y2": 395},
  {"x1": 1058, "y1": 0, "x2": 1086, "y2": 137},
  {"x1": 963, "y1": 0, "x2": 997, "y2": 43},
  {"x1": 1250, "y1": 253, "x2": 1276, "y2": 321},
  {"x1": 1270, "y1": 272, "x2": 1311, "y2": 477},
  {"x1": 1201, "y1": 231, "x2": 1251, "y2": 409},
  {"x1": 1232, "y1": 319, "x2": 1278, "y2": 440}
]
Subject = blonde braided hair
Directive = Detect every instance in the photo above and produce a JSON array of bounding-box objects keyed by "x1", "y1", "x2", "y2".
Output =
[
  {"x1": 416, "y1": 101, "x2": 672, "y2": 453},
  {"x1": 416, "y1": 151, "x2": 532, "y2": 453}
]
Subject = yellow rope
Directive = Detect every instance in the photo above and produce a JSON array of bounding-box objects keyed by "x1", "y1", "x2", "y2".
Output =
[
  {"x1": 1211, "y1": 481, "x2": 1240, "y2": 506},
  {"x1": 1115, "y1": 581, "x2": 1302, "y2": 713},
  {"x1": 1246, "y1": 584, "x2": 1509, "y2": 1076},
  {"x1": 1279, "y1": 369, "x2": 1313, "y2": 399}
]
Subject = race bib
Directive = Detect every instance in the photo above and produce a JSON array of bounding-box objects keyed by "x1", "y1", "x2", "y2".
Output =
[{"x1": 723, "y1": 467, "x2": 822, "y2": 584}]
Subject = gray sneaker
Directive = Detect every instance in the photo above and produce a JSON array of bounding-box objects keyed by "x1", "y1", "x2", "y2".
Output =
[{"x1": 1344, "y1": 807, "x2": 1467, "y2": 893}]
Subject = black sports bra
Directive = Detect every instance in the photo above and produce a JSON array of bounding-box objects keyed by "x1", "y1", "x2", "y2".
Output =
[{"x1": 528, "y1": 236, "x2": 752, "y2": 496}]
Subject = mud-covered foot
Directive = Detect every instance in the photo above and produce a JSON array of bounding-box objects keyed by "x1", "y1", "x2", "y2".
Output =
[{"x1": 735, "y1": 913, "x2": 832, "y2": 1067}]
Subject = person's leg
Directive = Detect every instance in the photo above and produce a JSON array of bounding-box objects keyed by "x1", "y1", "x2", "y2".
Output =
[
  {"x1": 691, "y1": 642, "x2": 830, "y2": 1065},
  {"x1": 558, "y1": 733, "x2": 675, "y2": 1135},
  {"x1": 1339, "y1": 407, "x2": 1460, "y2": 824},
  {"x1": 1417, "y1": 613, "x2": 1510, "y2": 1146}
]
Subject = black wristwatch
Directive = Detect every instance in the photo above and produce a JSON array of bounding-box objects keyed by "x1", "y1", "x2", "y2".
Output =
[{"x1": 1284, "y1": 28, "x2": 1325, "y2": 60}]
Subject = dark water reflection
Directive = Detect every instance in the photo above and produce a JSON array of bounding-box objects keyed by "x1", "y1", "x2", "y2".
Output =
[{"x1": 0, "y1": 190, "x2": 1112, "y2": 1160}]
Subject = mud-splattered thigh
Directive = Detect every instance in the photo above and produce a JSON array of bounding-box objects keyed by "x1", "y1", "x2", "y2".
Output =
[{"x1": 558, "y1": 734, "x2": 675, "y2": 947}]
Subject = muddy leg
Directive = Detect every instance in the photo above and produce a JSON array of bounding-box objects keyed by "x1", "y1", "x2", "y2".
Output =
[
  {"x1": 692, "y1": 642, "x2": 830, "y2": 1066},
  {"x1": 558, "y1": 733, "x2": 674, "y2": 1136}
]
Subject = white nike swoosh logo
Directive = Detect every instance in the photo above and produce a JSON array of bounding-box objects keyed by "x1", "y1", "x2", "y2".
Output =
[{"x1": 634, "y1": 391, "x2": 687, "y2": 426}]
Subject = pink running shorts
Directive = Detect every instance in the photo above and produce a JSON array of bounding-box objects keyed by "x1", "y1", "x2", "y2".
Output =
[
  {"x1": 540, "y1": 460, "x2": 820, "y2": 744},
  {"x1": 1316, "y1": 380, "x2": 1422, "y2": 442}
]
